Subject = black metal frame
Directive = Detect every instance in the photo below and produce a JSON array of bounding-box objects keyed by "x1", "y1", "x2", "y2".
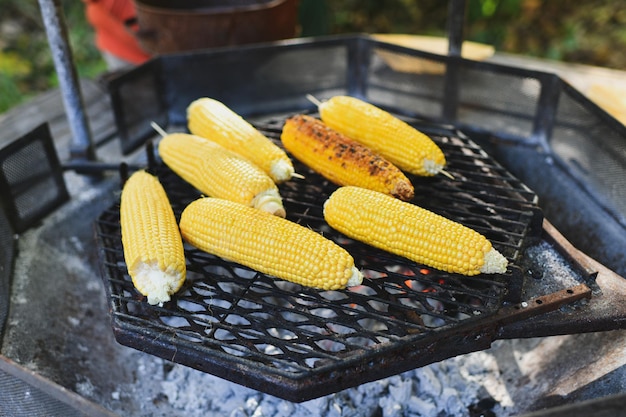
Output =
[{"x1": 0, "y1": 196, "x2": 15, "y2": 340}]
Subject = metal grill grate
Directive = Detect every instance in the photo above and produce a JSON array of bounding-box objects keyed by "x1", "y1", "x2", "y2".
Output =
[{"x1": 95, "y1": 117, "x2": 543, "y2": 401}]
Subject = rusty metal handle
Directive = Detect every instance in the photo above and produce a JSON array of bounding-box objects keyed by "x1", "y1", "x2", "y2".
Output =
[{"x1": 496, "y1": 284, "x2": 592, "y2": 327}]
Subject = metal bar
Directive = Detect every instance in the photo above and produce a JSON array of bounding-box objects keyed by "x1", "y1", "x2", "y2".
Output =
[
  {"x1": 446, "y1": 0, "x2": 466, "y2": 57},
  {"x1": 0, "y1": 201, "x2": 15, "y2": 342},
  {"x1": 495, "y1": 284, "x2": 591, "y2": 327},
  {"x1": 442, "y1": 0, "x2": 467, "y2": 121},
  {"x1": 346, "y1": 36, "x2": 371, "y2": 98},
  {"x1": 531, "y1": 74, "x2": 561, "y2": 153},
  {"x1": 37, "y1": 0, "x2": 96, "y2": 162}
]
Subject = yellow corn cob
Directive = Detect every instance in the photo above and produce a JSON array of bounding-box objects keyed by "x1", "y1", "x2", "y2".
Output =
[
  {"x1": 281, "y1": 114, "x2": 415, "y2": 201},
  {"x1": 179, "y1": 197, "x2": 363, "y2": 290},
  {"x1": 158, "y1": 133, "x2": 286, "y2": 217},
  {"x1": 187, "y1": 97, "x2": 295, "y2": 183},
  {"x1": 323, "y1": 186, "x2": 508, "y2": 275},
  {"x1": 316, "y1": 95, "x2": 447, "y2": 177},
  {"x1": 120, "y1": 170, "x2": 186, "y2": 306}
]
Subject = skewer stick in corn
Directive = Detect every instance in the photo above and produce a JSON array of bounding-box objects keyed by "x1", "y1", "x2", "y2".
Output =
[
  {"x1": 310, "y1": 95, "x2": 451, "y2": 178},
  {"x1": 158, "y1": 132, "x2": 286, "y2": 217},
  {"x1": 180, "y1": 197, "x2": 363, "y2": 290},
  {"x1": 281, "y1": 114, "x2": 415, "y2": 201},
  {"x1": 120, "y1": 170, "x2": 186, "y2": 306},
  {"x1": 187, "y1": 97, "x2": 296, "y2": 183},
  {"x1": 323, "y1": 186, "x2": 508, "y2": 276}
]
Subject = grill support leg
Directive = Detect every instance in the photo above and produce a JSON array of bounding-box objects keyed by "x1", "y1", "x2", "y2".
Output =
[{"x1": 37, "y1": 0, "x2": 96, "y2": 163}]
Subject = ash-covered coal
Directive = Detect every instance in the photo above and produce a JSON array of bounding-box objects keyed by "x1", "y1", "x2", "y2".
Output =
[{"x1": 109, "y1": 348, "x2": 512, "y2": 417}]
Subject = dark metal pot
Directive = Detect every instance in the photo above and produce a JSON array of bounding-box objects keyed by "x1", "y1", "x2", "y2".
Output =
[{"x1": 131, "y1": 0, "x2": 299, "y2": 54}]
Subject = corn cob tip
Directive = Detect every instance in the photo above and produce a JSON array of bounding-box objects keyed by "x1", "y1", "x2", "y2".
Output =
[
  {"x1": 131, "y1": 262, "x2": 185, "y2": 306},
  {"x1": 252, "y1": 189, "x2": 286, "y2": 217},
  {"x1": 392, "y1": 180, "x2": 415, "y2": 201},
  {"x1": 423, "y1": 159, "x2": 445, "y2": 176},
  {"x1": 479, "y1": 248, "x2": 508, "y2": 274},
  {"x1": 347, "y1": 266, "x2": 364, "y2": 287},
  {"x1": 270, "y1": 159, "x2": 295, "y2": 183}
]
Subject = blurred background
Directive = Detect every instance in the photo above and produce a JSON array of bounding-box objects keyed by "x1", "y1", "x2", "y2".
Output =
[{"x1": 1, "y1": 0, "x2": 624, "y2": 113}]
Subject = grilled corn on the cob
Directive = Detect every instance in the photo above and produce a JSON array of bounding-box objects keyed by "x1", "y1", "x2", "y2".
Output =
[
  {"x1": 323, "y1": 186, "x2": 508, "y2": 275},
  {"x1": 187, "y1": 97, "x2": 295, "y2": 183},
  {"x1": 120, "y1": 170, "x2": 186, "y2": 305},
  {"x1": 316, "y1": 95, "x2": 447, "y2": 177},
  {"x1": 180, "y1": 197, "x2": 363, "y2": 290},
  {"x1": 158, "y1": 132, "x2": 286, "y2": 217},
  {"x1": 281, "y1": 114, "x2": 414, "y2": 201}
]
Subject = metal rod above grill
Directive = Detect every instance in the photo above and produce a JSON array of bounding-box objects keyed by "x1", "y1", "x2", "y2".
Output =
[{"x1": 37, "y1": 0, "x2": 96, "y2": 162}]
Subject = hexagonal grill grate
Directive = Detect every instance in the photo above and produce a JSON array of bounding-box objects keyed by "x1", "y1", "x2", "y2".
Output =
[{"x1": 95, "y1": 117, "x2": 543, "y2": 401}]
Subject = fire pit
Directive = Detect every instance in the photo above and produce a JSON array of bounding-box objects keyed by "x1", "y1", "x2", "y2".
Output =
[
  {"x1": 91, "y1": 34, "x2": 625, "y2": 403},
  {"x1": 2, "y1": 23, "x2": 626, "y2": 417}
]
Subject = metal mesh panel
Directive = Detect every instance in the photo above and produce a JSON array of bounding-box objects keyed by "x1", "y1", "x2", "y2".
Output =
[
  {"x1": 456, "y1": 67, "x2": 541, "y2": 137},
  {"x1": 368, "y1": 47, "x2": 446, "y2": 120},
  {"x1": 107, "y1": 60, "x2": 167, "y2": 154},
  {"x1": 0, "y1": 371, "x2": 88, "y2": 417},
  {"x1": 0, "y1": 357, "x2": 117, "y2": 417},
  {"x1": 0, "y1": 124, "x2": 69, "y2": 233},
  {"x1": 552, "y1": 85, "x2": 626, "y2": 227},
  {"x1": 160, "y1": 42, "x2": 352, "y2": 124},
  {"x1": 367, "y1": 47, "x2": 544, "y2": 140}
]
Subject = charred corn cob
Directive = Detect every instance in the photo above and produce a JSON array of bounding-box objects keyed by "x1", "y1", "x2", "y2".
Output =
[
  {"x1": 187, "y1": 97, "x2": 295, "y2": 183},
  {"x1": 180, "y1": 197, "x2": 363, "y2": 290},
  {"x1": 281, "y1": 114, "x2": 415, "y2": 201},
  {"x1": 120, "y1": 170, "x2": 186, "y2": 306},
  {"x1": 323, "y1": 186, "x2": 508, "y2": 275},
  {"x1": 316, "y1": 95, "x2": 447, "y2": 177},
  {"x1": 158, "y1": 133, "x2": 286, "y2": 217}
]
